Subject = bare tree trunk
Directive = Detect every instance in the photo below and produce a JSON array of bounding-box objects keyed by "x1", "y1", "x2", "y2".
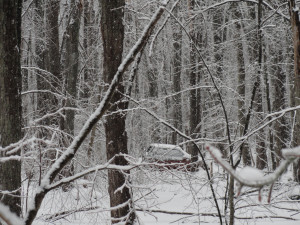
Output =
[
  {"x1": 272, "y1": 50, "x2": 289, "y2": 167},
  {"x1": 34, "y1": 0, "x2": 46, "y2": 120},
  {"x1": 264, "y1": 48, "x2": 276, "y2": 170},
  {"x1": 255, "y1": 0, "x2": 267, "y2": 170},
  {"x1": 83, "y1": 0, "x2": 96, "y2": 101},
  {"x1": 171, "y1": 3, "x2": 182, "y2": 145},
  {"x1": 188, "y1": 0, "x2": 199, "y2": 163},
  {"x1": 37, "y1": 0, "x2": 61, "y2": 124},
  {"x1": 100, "y1": 0, "x2": 135, "y2": 223},
  {"x1": 64, "y1": 0, "x2": 82, "y2": 135},
  {"x1": 231, "y1": 3, "x2": 252, "y2": 166},
  {"x1": 0, "y1": 0, "x2": 22, "y2": 217},
  {"x1": 288, "y1": 0, "x2": 300, "y2": 182},
  {"x1": 146, "y1": 55, "x2": 160, "y2": 142}
]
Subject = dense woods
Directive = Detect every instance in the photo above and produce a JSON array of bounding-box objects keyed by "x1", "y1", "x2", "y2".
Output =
[{"x1": 1, "y1": 0, "x2": 300, "y2": 225}]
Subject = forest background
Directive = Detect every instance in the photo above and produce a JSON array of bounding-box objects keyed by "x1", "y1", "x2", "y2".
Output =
[{"x1": 1, "y1": 0, "x2": 300, "y2": 225}]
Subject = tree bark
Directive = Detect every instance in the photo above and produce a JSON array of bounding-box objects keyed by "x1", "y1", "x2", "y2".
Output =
[
  {"x1": 36, "y1": 0, "x2": 61, "y2": 125},
  {"x1": 272, "y1": 49, "x2": 289, "y2": 167},
  {"x1": 64, "y1": 0, "x2": 82, "y2": 135},
  {"x1": 288, "y1": 0, "x2": 300, "y2": 182},
  {"x1": 0, "y1": 0, "x2": 22, "y2": 217},
  {"x1": 231, "y1": 2, "x2": 252, "y2": 166},
  {"x1": 188, "y1": 0, "x2": 200, "y2": 163},
  {"x1": 100, "y1": 0, "x2": 135, "y2": 223},
  {"x1": 171, "y1": 3, "x2": 183, "y2": 145},
  {"x1": 255, "y1": 0, "x2": 267, "y2": 170}
]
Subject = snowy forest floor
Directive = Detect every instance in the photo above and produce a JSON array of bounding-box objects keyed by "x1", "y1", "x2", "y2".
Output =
[{"x1": 27, "y1": 164, "x2": 300, "y2": 225}]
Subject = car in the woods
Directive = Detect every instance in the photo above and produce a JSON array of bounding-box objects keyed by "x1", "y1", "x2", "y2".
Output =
[{"x1": 143, "y1": 143, "x2": 200, "y2": 171}]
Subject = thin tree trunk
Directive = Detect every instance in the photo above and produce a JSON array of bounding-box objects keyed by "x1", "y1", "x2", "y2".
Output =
[
  {"x1": 232, "y1": 3, "x2": 252, "y2": 166},
  {"x1": 188, "y1": 0, "x2": 199, "y2": 163},
  {"x1": 273, "y1": 50, "x2": 289, "y2": 167},
  {"x1": 171, "y1": 3, "x2": 183, "y2": 145},
  {"x1": 35, "y1": 0, "x2": 46, "y2": 120},
  {"x1": 100, "y1": 0, "x2": 136, "y2": 223},
  {"x1": 64, "y1": 0, "x2": 82, "y2": 135},
  {"x1": 0, "y1": 0, "x2": 22, "y2": 217},
  {"x1": 36, "y1": 0, "x2": 61, "y2": 126},
  {"x1": 264, "y1": 47, "x2": 276, "y2": 170},
  {"x1": 255, "y1": 0, "x2": 267, "y2": 170}
]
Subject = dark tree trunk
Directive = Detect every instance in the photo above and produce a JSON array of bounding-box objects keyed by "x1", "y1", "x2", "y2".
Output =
[
  {"x1": 255, "y1": 0, "x2": 267, "y2": 170},
  {"x1": 83, "y1": 0, "x2": 96, "y2": 101},
  {"x1": 34, "y1": 0, "x2": 46, "y2": 119},
  {"x1": 188, "y1": 0, "x2": 199, "y2": 163},
  {"x1": 0, "y1": 0, "x2": 22, "y2": 216},
  {"x1": 147, "y1": 55, "x2": 160, "y2": 142},
  {"x1": 36, "y1": 0, "x2": 61, "y2": 125},
  {"x1": 231, "y1": 2, "x2": 252, "y2": 166},
  {"x1": 288, "y1": 0, "x2": 300, "y2": 182},
  {"x1": 171, "y1": 4, "x2": 182, "y2": 145},
  {"x1": 272, "y1": 50, "x2": 289, "y2": 167},
  {"x1": 100, "y1": 0, "x2": 135, "y2": 224},
  {"x1": 64, "y1": 0, "x2": 82, "y2": 135}
]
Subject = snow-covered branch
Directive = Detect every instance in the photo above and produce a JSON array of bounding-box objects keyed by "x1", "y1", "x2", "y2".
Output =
[
  {"x1": 0, "y1": 203, "x2": 23, "y2": 225},
  {"x1": 205, "y1": 144, "x2": 298, "y2": 189}
]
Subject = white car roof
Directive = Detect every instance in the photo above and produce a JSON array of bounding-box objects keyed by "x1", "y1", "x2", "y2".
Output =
[
  {"x1": 149, "y1": 143, "x2": 182, "y2": 149},
  {"x1": 149, "y1": 143, "x2": 191, "y2": 158}
]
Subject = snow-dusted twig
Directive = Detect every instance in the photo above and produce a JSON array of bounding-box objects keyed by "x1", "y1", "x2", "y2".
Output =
[
  {"x1": 193, "y1": 0, "x2": 289, "y2": 21},
  {"x1": 149, "y1": 0, "x2": 181, "y2": 56},
  {"x1": 23, "y1": 4, "x2": 168, "y2": 225}
]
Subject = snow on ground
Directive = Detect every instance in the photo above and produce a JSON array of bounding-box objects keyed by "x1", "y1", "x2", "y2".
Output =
[{"x1": 27, "y1": 165, "x2": 300, "y2": 225}]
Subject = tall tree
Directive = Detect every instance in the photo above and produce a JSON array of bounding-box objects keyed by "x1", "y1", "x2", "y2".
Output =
[
  {"x1": 231, "y1": 2, "x2": 252, "y2": 166},
  {"x1": 64, "y1": 0, "x2": 82, "y2": 135},
  {"x1": 100, "y1": 0, "x2": 136, "y2": 223},
  {"x1": 272, "y1": 48, "x2": 289, "y2": 166},
  {"x1": 188, "y1": 0, "x2": 200, "y2": 163},
  {"x1": 0, "y1": 0, "x2": 22, "y2": 216},
  {"x1": 171, "y1": 3, "x2": 183, "y2": 144},
  {"x1": 255, "y1": 0, "x2": 267, "y2": 170},
  {"x1": 36, "y1": 0, "x2": 61, "y2": 126},
  {"x1": 288, "y1": 0, "x2": 300, "y2": 182}
]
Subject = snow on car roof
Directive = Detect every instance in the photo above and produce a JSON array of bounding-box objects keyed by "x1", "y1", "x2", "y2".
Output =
[
  {"x1": 149, "y1": 143, "x2": 181, "y2": 149},
  {"x1": 149, "y1": 143, "x2": 191, "y2": 158}
]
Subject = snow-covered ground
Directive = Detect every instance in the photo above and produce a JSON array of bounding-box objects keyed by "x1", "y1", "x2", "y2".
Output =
[{"x1": 28, "y1": 165, "x2": 300, "y2": 225}]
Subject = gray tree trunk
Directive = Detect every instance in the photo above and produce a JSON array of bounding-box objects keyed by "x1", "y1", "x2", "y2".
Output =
[
  {"x1": 100, "y1": 0, "x2": 136, "y2": 223},
  {"x1": 272, "y1": 50, "x2": 289, "y2": 167},
  {"x1": 171, "y1": 4, "x2": 183, "y2": 145},
  {"x1": 188, "y1": 0, "x2": 200, "y2": 163},
  {"x1": 288, "y1": 0, "x2": 300, "y2": 182},
  {"x1": 255, "y1": 0, "x2": 267, "y2": 170},
  {"x1": 64, "y1": 0, "x2": 82, "y2": 135},
  {"x1": 231, "y1": 3, "x2": 252, "y2": 166},
  {"x1": 0, "y1": 0, "x2": 22, "y2": 217},
  {"x1": 36, "y1": 0, "x2": 61, "y2": 125}
]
